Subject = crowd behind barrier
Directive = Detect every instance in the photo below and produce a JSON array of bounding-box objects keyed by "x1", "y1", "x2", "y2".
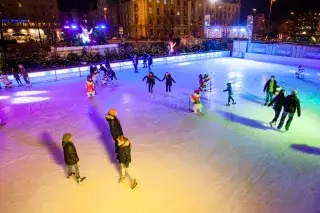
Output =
[{"x1": 2, "y1": 51, "x2": 230, "y2": 86}]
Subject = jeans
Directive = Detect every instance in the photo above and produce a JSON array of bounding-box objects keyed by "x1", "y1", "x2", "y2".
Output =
[
  {"x1": 68, "y1": 164, "x2": 80, "y2": 178},
  {"x1": 277, "y1": 111, "x2": 295, "y2": 130},
  {"x1": 148, "y1": 83, "x2": 154, "y2": 93},
  {"x1": 15, "y1": 76, "x2": 22, "y2": 85},
  {"x1": 166, "y1": 84, "x2": 171, "y2": 92},
  {"x1": 271, "y1": 110, "x2": 281, "y2": 123},
  {"x1": 120, "y1": 163, "x2": 134, "y2": 181},
  {"x1": 228, "y1": 95, "x2": 235, "y2": 103},
  {"x1": 265, "y1": 91, "x2": 273, "y2": 104}
]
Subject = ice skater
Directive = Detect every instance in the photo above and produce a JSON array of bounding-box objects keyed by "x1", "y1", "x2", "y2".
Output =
[
  {"x1": 62, "y1": 133, "x2": 86, "y2": 183},
  {"x1": 190, "y1": 89, "x2": 203, "y2": 115},
  {"x1": 162, "y1": 72, "x2": 176, "y2": 95},
  {"x1": 12, "y1": 68, "x2": 23, "y2": 86},
  {"x1": 91, "y1": 66, "x2": 99, "y2": 84},
  {"x1": 106, "y1": 108, "x2": 123, "y2": 154},
  {"x1": 116, "y1": 136, "x2": 138, "y2": 189},
  {"x1": 107, "y1": 67, "x2": 118, "y2": 81},
  {"x1": 223, "y1": 83, "x2": 236, "y2": 106},
  {"x1": 199, "y1": 74, "x2": 211, "y2": 91},
  {"x1": 100, "y1": 64, "x2": 108, "y2": 76},
  {"x1": 277, "y1": 90, "x2": 301, "y2": 131},
  {"x1": 85, "y1": 76, "x2": 95, "y2": 97},
  {"x1": 142, "y1": 72, "x2": 161, "y2": 96},
  {"x1": 18, "y1": 64, "x2": 31, "y2": 86},
  {"x1": 295, "y1": 65, "x2": 305, "y2": 79},
  {"x1": 268, "y1": 89, "x2": 286, "y2": 127},
  {"x1": 143, "y1": 52, "x2": 148, "y2": 68},
  {"x1": 263, "y1": 75, "x2": 278, "y2": 106},
  {"x1": 148, "y1": 55, "x2": 153, "y2": 71},
  {"x1": 132, "y1": 54, "x2": 139, "y2": 73}
]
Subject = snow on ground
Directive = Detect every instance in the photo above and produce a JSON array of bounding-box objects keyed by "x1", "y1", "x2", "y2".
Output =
[{"x1": 0, "y1": 58, "x2": 320, "y2": 213}]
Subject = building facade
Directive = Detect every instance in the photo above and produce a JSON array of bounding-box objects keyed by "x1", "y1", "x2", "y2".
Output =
[
  {"x1": 109, "y1": 0, "x2": 240, "y2": 39},
  {"x1": 0, "y1": 0, "x2": 60, "y2": 43},
  {"x1": 296, "y1": 11, "x2": 320, "y2": 36}
]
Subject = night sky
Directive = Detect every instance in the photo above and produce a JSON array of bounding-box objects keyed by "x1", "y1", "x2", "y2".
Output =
[{"x1": 58, "y1": 0, "x2": 320, "y2": 22}]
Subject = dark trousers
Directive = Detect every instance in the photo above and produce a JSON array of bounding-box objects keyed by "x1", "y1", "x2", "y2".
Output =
[
  {"x1": 133, "y1": 64, "x2": 138, "y2": 72},
  {"x1": 166, "y1": 84, "x2": 172, "y2": 92},
  {"x1": 23, "y1": 75, "x2": 30, "y2": 84},
  {"x1": 110, "y1": 73, "x2": 117, "y2": 80},
  {"x1": 143, "y1": 61, "x2": 147, "y2": 68},
  {"x1": 277, "y1": 111, "x2": 295, "y2": 130},
  {"x1": 228, "y1": 95, "x2": 235, "y2": 103},
  {"x1": 148, "y1": 83, "x2": 154, "y2": 93},
  {"x1": 148, "y1": 63, "x2": 152, "y2": 71},
  {"x1": 271, "y1": 110, "x2": 281, "y2": 123},
  {"x1": 15, "y1": 77, "x2": 22, "y2": 85}
]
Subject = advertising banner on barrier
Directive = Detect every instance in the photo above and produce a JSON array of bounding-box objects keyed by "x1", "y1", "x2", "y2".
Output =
[
  {"x1": 274, "y1": 46, "x2": 293, "y2": 57},
  {"x1": 303, "y1": 47, "x2": 320, "y2": 60},
  {"x1": 250, "y1": 43, "x2": 267, "y2": 54}
]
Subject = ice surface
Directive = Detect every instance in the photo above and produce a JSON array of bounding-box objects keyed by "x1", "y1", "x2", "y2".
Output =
[{"x1": 1, "y1": 58, "x2": 320, "y2": 213}]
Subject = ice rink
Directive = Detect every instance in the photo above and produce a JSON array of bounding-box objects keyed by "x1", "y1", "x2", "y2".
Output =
[{"x1": 1, "y1": 57, "x2": 320, "y2": 213}]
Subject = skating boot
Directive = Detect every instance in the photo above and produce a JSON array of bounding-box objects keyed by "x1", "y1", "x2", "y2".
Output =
[
  {"x1": 226, "y1": 103, "x2": 230, "y2": 106},
  {"x1": 269, "y1": 121, "x2": 274, "y2": 128},
  {"x1": 77, "y1": 177, "x2": 86, "y2": 183},
  {"x1": 131, "y1": 179, "x2": 138, "y2": 189},
  {"x1": 263, "y1": 102, "x2": 268, "y2": 106},
  {"x1": 118, "y1": 175, "x2": 125, "y2": 183},
  {"x1": 67, "y1": 172, "x2": 75, "y2": 179},
  {"x1": 232, "y1": 102, "x2": 236, "y2": 105}
]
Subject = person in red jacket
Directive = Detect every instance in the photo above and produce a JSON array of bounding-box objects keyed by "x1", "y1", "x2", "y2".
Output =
[{"x1": 85, "y1": 76, "x2": 95, "y2": 97}]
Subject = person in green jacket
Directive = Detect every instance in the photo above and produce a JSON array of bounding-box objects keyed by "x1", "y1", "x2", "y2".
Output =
[{"x1": 62, "y1": 133, "x2": 86, "y2": 183}]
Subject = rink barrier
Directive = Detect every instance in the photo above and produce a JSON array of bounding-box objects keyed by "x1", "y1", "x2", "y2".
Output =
[{"x1": 4, "y1": 51, "x2": 230, "y2": 86}]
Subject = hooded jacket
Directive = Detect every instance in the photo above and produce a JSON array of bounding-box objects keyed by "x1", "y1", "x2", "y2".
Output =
[
  {"x1": 268, "y1": 93, "x2": 286, "y2": 111},
  {"x1": 106, "y1": 114, "x2": 123, "y2": 141},
  {"x1": 62, "y1": 141, "x2": 79, "y2": 165},
  {"x1": 284, "y1": 94, "x2": 301, "y2": 116},
  {"x1": 117, "y1": 139, "x2": 131, "y2": 167}
]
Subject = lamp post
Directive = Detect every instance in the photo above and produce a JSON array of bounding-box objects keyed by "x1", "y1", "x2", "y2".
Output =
[{"x1": 266, "y1": 0, "x2": 275, "y2": 39}]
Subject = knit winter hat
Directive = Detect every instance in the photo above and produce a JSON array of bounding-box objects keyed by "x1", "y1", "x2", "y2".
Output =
[{"x1": 108, "y1": 108, "x2": 117, "y2": 116}]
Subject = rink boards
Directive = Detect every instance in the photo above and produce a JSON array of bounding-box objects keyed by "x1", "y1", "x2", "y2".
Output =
[{"x1": 6, "y1": 51, "x2": 230, "y2": 85}]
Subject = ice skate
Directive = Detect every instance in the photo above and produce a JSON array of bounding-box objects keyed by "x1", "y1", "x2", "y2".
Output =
[
  {"x1": 77, "y1": 177, "x2": 86, "y2": 183},
  {"x1": 67, "y1": 172, "x2": 75, "y2": 179},
  {"x1": 226, "y1": 103, "x2": 230, "y2": 106},
  {"x1": 263, "y1": 103, "x2": 268, "y2": 106},
  {"x1": 131, "y1": 179, "x2": 138, "y2": 189},
  {"x1": 269, "y1": 121, "x2": 274, "y2": 128},
  {"x1": 118, "y1": 175, "x2": 125, "y2": 183},
  {"x1": 232, "y1": 102, "x2": 236, "y2": 105}
]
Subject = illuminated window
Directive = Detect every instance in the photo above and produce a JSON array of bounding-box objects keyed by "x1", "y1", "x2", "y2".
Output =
[
  {"x1": 18, "y1": 2, "x2": 22, "y2": 7},
  {"x1": 177, "y1": 11, "x2": 180, "y2": 15},
  {"x1": 164, "y1": 0, "x2": 166, "y2": 4},
  {"x1": 156, "y1": 0, "x2": 159, "y2": 3}
]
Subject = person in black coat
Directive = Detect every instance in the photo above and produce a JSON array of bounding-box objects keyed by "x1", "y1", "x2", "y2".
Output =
[
  {"x1": 143, "y1": 53, "x2": 148, "y2": 68},
  {"x1": 162, "y1": 72, "x2": 176, "y2": 95},
  {"x1": 99, "y1": 64, "x2": 108, "y2": 76},
  {"x1": 277, "y1": 90, "x2": 301, "y2": 131},
  {"x1": 148, "y1": 55, "x2": 153, "y2": 71},
  {"x1": 268, "y1": 89, "x2": 286, "y2": 127},
  {"x1": 116, "y1": 136, "x2": 137, "y2": 189},
  {"x1": 106, "y1": 108, "x2": 123, "y2": 153},
  {"x1": 142, "y1": 72, "x2": 161, "y2": 96},
  {"x1": 62, "y1": 133, "x2": 86, "y2": 182},
  {"x1": 263, "y1": 76, "x2": 278, "y2": 106},
  {"x1": 12, "y1": 68, "x2": 23, "y2": 86}
]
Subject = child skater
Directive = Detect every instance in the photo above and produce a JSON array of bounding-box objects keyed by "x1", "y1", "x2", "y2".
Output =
[
  {"x1": 142, "y1": 72, "x2": 161, "y2": 96},
  {"x1": 190, "y1": 89, "x2": 203, "y2": 115},
  {"x1": 62, "y1": 133, "x2": 86, "y2": 183},
  {"x1": 18, "y1": 64, "x2": 31, "y2": 86},
  {"x1": 268, "y1": 89, "x2": 286, "y2": 127},
  {"x1": 12, "y1": 68, "x2": 23, "y2": 86},
  {"x1": 198, "y1": 74, "x2": 203, "y2": 90},
  {"x1": 223, "y1": 83, "x2": 236, "y2": 106},
  {"x1": 116, "y1": 136, "x2": 138, "y2": 189},
  {"x1": 162, "y1": 72, "x2": 176, "y2": 95},
  {"x1": 295, "y1": 65, "x2": 305, "y2": 79},
  {"x1": 85, "y1": 76, "x2": 95, "y2": 98}
]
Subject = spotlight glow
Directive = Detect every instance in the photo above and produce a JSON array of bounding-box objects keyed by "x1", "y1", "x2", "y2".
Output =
[
  {"x1": 15, "y1": 91, "x2": 48, "y2": 97},
  {"x1": 0, "y1": 96, "x2": 10, "y2": 100},
  {"x1": 11, "y1": 97, "x2": 50, "y2": 104}
]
